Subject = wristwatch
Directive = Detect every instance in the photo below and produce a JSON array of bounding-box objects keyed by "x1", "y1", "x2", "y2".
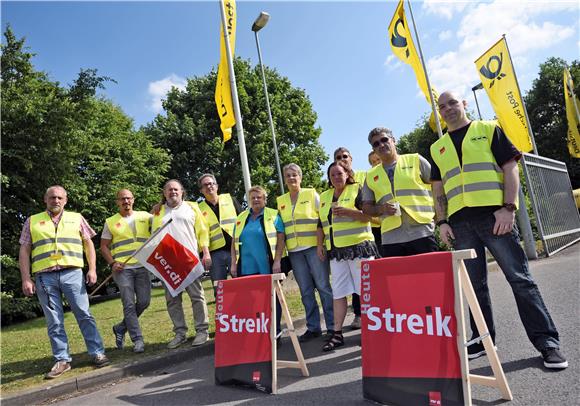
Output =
[
  {"x1": 436, "y1": 219, "x2": 448, "y2": 227},
  {"x1": 502, "y1": 203, "x2": 517, "y2": 212}
]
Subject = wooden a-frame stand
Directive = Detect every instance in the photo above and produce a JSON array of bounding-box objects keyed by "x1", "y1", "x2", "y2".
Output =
[
  {"x1": 452, "y1": 250, "x2": 513, "y2": 404},
  {"x1": 270, "y1": 273, "x2": 309, "y2": 394}
]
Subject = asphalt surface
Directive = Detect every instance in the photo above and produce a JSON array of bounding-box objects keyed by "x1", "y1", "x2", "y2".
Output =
[{"x1": 4, "y1": 243, "x2": 579, "y2": 406}]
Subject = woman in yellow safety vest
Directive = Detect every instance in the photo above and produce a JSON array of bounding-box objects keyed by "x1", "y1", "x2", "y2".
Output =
[
  {"x1": 277, "y1": 163, "x2": 334, "y2": 342},
  {"x1": 318, "y1": 161, "x2": 379, "y2": 351}
]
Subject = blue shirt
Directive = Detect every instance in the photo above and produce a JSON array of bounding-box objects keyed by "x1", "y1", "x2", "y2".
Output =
[{"x1": 236, "y1": 208, "x2": 284, "y2": 276}]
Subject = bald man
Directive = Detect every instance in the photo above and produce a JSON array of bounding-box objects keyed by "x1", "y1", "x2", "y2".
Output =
[
  {"x1": 430, "y1": 91, "x2": 567, "y2": 370},
  {"x1": 101, "y1": 188, "x2": 153, "y2": 354}
]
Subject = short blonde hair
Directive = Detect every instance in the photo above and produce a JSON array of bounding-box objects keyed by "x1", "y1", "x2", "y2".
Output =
[
  {"x1": 248, "y1": 185, "x2": 267, "y2": 200},
  {"x1": 283, "y1": 163, "x2": 302, "y2": 178}
]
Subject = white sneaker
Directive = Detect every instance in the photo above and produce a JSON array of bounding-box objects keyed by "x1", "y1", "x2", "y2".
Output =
[
  {"x1": 192, "y1": 331, "x2": 209, "y2": 346},
  {"x1": 133, "y1": 340, "x2": 145, "y2": 353},
  {"x1": 167, "y1": 335, "x2": 187, "y2": 349},
  {"x1": 350, "y1": 315, "x2": 361, "y2": 330}
]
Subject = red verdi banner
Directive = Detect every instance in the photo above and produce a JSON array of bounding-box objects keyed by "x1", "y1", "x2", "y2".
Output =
[
  {"x1": 215, "y1": 275, "x2": 273, "y2": 393},
  {"x1": 361, "y1": 252, "x2": 465, "y2": 405}
]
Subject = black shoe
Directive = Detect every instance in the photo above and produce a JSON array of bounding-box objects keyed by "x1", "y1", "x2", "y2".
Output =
[
  {"x1": 467, "y1": 342, "x2": 497, "y2": 360},
  {"x1": 299, "y1": 330, "x2": 321, "y2": 342},
  {"x1": 324, "y1": 329, "x2": 335, "y2": 339},
  {"x1": 542, "y1": 348, "x2": 568, "y2": 369}
]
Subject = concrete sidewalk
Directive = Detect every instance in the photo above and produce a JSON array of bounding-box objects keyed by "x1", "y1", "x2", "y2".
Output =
[{"x1": 3, "y1": 243, "x2": 578, "y2": 406}]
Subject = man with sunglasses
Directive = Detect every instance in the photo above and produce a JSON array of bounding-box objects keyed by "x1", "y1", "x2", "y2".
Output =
[
  {"x1": 429, "y1": 90, "x2": 567, "y2": 369},
  {"x1": 362, "y1": 127, "x2": 438, "y2": 257},
  {"x1": 197, "y1": 174, "x2": 242, "y2": 288}
]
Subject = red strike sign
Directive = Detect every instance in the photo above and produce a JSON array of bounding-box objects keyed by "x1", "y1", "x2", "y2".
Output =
[
  {"x1": 361, "y1": 252, "x2": 460, "y2": 377},
  {"x1": 215, "y1": 275, "x2": 272, "y2": 368},
  {"x1": 146, "y1": 233, "x2": 199, "y2": 290}
]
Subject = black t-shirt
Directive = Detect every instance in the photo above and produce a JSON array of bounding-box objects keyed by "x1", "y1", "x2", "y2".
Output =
[
  {"x1": 204, "y1": 195, "x2": 243, "y2": 252},
  {"x1": 429, "y1": 122, "x2": 521, "y2": 222}
]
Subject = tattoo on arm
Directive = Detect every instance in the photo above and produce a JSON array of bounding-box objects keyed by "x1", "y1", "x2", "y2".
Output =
[{"x1": 435, "y1": 195, "x2": 448, "y2": 222}]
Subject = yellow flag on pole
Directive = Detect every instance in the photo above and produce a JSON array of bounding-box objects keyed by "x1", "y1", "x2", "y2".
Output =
[
  {"x1": 388, "y1": 0, "x2": 445, "y2": 132},
  {"x1": 564, "y1": 68, "x2": 580, "y2": 158},
  {"x1": 475, "y1": 37, "x2": 533, "y2": 152},
  {"x1": 215, "y1": 0, "x2": 237, "y2": 142}
]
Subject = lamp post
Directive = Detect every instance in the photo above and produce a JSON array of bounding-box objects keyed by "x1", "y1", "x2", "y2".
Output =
[
  {"x1": 472, "y1": 82, "x2": 484, "y2": 120},
  {"x1": 252, "y1": 11, "x2": 285, "y2": 195}
]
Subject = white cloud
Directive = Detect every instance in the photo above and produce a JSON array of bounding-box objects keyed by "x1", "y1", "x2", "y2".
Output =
[
  {"x1": 384, "y1": 54, "x2": 403, "y2": 71},
  {"x1": 426, "y1": 1, "x2": 577, "y2": 99},
  {"x1": 422, "y1": 0, "x2": 469, "y2": 20},
  {"x1": 147, "y1": 74, "x2": 187, "y2": 113},
  {"x1": 438, "y1": 30, "x2": 453, "y2": 41}
]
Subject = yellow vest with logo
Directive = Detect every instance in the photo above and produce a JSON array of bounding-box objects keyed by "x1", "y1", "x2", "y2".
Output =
[
  {"x1": 319, "y1": 184, "x2": 373, "y2": 250},
  {"x1": 105, "y1": 211, "x2": 151, "y2": 265},
  {"x1": 366, "y1": 154, "x2": 435, "y2": 233},
  {"x1": 430, "y1": 120, "x2": 507, "y2": 217},
  {"x1": 30, "y1": 211, "x2": 84, "y2": 273},
  {"x1": 277, "y1": 188, "x2": 318, "y2": 250},
  {"x1": 151, "y1": 202, "x2": 209, "y2": 248},
  {"x1": 198, "y1": 194, "x2": 237, "y2": 251},
  {"x1": 233, "y1": 207, "x2": 278, "y2": 264},
  {"x1": 354, "y1": 171, "x2": 366, "y2": 185}
]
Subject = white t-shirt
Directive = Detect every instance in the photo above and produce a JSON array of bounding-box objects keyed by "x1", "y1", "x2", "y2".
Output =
[{"x1": 158, "y1": 202, "x2": 200, "y2": 254}]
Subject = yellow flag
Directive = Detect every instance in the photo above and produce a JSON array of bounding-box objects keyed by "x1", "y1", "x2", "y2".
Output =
[
  {"x1": 215, "y1": 0, "x2": 237, "y2": 142},
  {"x1": 475, "y1": 38, "x2": 533, "y2": 152},
  {"x1": 388, "y1": 0, "x2": 445, "y2": 133},
  {"x1": 564, "y1": 68, "x2": 580, "y2": 158}
]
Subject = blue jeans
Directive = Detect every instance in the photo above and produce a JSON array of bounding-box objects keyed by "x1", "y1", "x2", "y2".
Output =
[
  {"x1": 35, "y1": 268, "x2": 105, "y2": 362},
  {"x1": 209, "y1": 249, "x2": 231, "y2": 297},
  {"x1": 450, "y1": 213, "x2": 560, "y2": 351},
  {"x1": 289, "y1": 247, "x2": 334, "y2": 332},
  {"x1": 112, "y1": 266, "x2": 151, "y2": 343}
]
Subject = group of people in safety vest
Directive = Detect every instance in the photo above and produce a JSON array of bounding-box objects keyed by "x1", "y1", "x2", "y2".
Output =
[{"x1": 18, "y1": 90, "x2": 567, "y2": 380}]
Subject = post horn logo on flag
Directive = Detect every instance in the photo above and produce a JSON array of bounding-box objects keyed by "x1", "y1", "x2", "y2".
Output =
[
  {"x1": 479, "y1": 53, "x2": 506, "y2": 89},
  {"x1": 391, "y1": 17, "x2": 409, "y2": 58}
]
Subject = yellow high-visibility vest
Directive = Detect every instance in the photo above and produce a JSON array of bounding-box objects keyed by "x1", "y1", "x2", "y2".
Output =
[
  {"x1": 277, "y1": 188, "x2": 318, "y2": 250},
  {"x1": 319, "y1": 184, "x2": 373, "y2": 250},
  {"x1": 430, "y1": 120, "x2": 507, "y2": 217},
  {"x1": 198, "y1": 194, "x2": 237, "y2": 251},
  {"x1": 105, "y1": 211, "x2": 151, "y2": 265},
  {"x1": 366, "y1": 154, "x2": 434, "y2": 233},
  {"x1": 233, "y1": 207, "x2": 279, "y2": 263},
  {"x1": 30, "y1": 211, "x2": 84, "y2": 273}
]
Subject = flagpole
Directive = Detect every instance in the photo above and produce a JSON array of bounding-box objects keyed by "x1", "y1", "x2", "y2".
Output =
[
  {"x1": 566, "y1": 68, "x2": 580, "y2": 122},
  {"x1": 502, "y1": 34, "x2": 538, "y2": 155},
  {"x1": 219, "y1": 0, "x2": 252, "y2": 195},
  {"x1": 89, "y1": 218, "x2": 174, "y2": 298},
  {"x1": 406, "y1": 0, "x2": 443, "y2": 139}
]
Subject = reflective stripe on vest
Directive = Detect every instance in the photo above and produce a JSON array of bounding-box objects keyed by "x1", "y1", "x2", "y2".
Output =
[
  {"x1": 366, "y1": 153, "x2": 435, "y2": 234},
  {"x1": 233, "y1": 207, "x2": 278, "y2": 263},
  {"x1": 30, "y1": 211, "x2": 84, "y2": 273},
  {"x1": 277, "y1": 188, "x2": 318, "y2": 250},
  {"x1": 105, "y1": 211, "x2": 151, "y2": 265},
  {"x1": 199, "y1": 194, "x2": 237, "y2": 251},
  {"x1": 430, "y1": 120, "x2": 506, "y2": 217},
  {"x1": 319, "y1": 184, "x2": 373, "y2": 250}
]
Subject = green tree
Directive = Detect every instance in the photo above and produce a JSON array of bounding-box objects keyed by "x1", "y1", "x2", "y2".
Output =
[
  {"x1": 143, "y1": 58, "x2": 327, "y2": 206},
  {"x1": 396, "y1": 115, "x2": 440, "y2": 159},
  {"x1": 525, "y1": 57, "x2": 580, "y2": 187},
  {"x1": 1, "y1": 27, "x2": 170, "y2": 322}
]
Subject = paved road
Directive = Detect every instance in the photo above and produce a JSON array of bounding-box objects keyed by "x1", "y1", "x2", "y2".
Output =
[{"x1": 51, "y1": 244, "x2": 579, "y2": 405}]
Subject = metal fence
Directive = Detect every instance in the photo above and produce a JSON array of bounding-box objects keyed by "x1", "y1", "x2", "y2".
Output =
[{"x1": 521, "y1": 153, "x2": 580, "y2": 256}]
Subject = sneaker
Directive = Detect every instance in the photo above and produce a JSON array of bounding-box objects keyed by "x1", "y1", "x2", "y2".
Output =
[
  {"x1": 167, "y1": 335, "x2": 187, "y2": 349},
  {"x1": 192, "y1": 331, "x2": 209, "y2": 347},
  {"x1": 467, "y1": 342, "x2": 497, "y2": 360},
  {"x1": 45, "y1": 361, "x2": 71, "y2": 379},
  {"x1": 112, "y1": 324, "x2": 125, "y2": 350},
  {"x1": 133, "y1": 340, "x2": 145, "y2": 353},
  {"x1": 93, "y1": 353, "x2": 110, "y2": 368},
  {"x1": 350, "y1": 316, "x2": 361, "y2": 330},
  {"x1": 542, "y1": 348, "x2": 568, "y2": 369},
  {"x1": 299, "y1": 330, "x2": 321, "y2": 342}
]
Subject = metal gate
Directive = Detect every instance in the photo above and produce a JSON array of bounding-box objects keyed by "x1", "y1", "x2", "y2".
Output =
[{"x1": 521, "y1": 153, "x2": 580, "y2": 256}]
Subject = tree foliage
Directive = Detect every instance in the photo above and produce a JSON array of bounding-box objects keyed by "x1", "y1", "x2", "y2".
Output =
[
  {"x1": 396, "y1": 115, "x2": 440, "y2": 159},
  {"x1": 143, "y1": 58, "x2": 327, "y2": 206},
  {"x1": 1, "y1": 27, "x2": 170, "y2": 322},
  {"x1": 525, "y1": 57, "x2": 580, "y2": 187}
]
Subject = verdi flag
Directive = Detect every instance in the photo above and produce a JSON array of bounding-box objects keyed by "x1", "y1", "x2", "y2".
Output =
[
  {"x1": 564, "y1": 68, "x2": 580, "y2": 158},
  {"x1": 388, "y1": 0, "x2": 445, "y2": 132},
  {"x1": 475, "y1": 37, "x2": 533, "y2": 152},
  {"x1": 215, "y1": 0, "x2": 237, "y2": 142}
]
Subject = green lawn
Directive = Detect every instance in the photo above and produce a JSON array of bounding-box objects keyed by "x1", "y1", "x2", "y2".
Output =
[{"x1": 1, "y1": 278, "x2": 309, "y2": 394}]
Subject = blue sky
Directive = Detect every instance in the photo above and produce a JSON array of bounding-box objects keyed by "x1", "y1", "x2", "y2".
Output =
[{"x1": 2, "y1": 1, "x2": 579, "y2": 173}]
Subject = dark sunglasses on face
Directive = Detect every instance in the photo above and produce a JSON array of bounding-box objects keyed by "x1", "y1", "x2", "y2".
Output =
[
  {"x1": 335, "y1": 154, "x2": 350, "y2": 160},
  {"x1": 372, "y1": 137, "x2": 391, "y2": 149}
]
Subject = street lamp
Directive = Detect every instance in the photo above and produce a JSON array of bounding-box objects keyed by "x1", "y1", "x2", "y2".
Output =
[
  {"x1": 471, "y1": 82, "x2": 484, "y2": 120},
  {"x1": 252, "y1": 11, "x2": 285, "y2": 195}
]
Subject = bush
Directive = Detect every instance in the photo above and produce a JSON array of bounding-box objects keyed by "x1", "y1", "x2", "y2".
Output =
[{"x1": 0, "y1": 255, "x2": 43, "y2": 325}]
